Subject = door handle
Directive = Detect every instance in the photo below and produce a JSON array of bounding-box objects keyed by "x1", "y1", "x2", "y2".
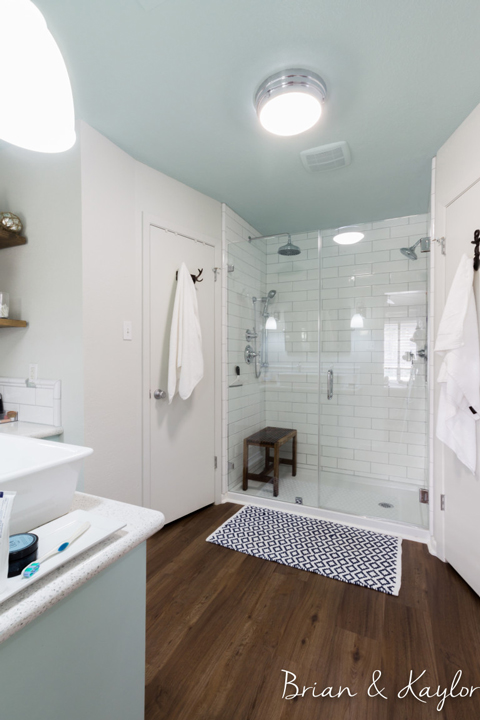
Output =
[
  {"x1": 153, "y1": 389, "x2": 167, "y2": 400},
  {"x1": 327, "y1": 369, "x2": 334, "y2": 400}
]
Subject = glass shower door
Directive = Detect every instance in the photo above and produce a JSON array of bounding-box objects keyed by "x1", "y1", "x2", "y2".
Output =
[
  {"x1": 318, "y1": 216, "x2": 430, "y2": 528},
  {"x1": 226, "y1": 228, "x2": 321, "y2": 508}
]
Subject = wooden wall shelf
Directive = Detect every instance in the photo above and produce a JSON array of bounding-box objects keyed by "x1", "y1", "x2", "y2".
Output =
[
  {"x1": 0, "y1": 319, "x2": 27, "y2": 328},
  {"x1": 0, "y1": 228, "x2": 27, "y2": 250},
  {"x1": 0, "y1": 226, "x2": 27, "y2": 327}
]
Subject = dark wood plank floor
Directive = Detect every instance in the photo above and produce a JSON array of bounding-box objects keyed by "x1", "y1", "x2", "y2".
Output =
[{"x1": 145, "y1": 503, "x2": 480, "y2": 720}]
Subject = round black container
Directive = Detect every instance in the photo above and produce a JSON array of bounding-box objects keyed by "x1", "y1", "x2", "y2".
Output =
[{"x1": 8, "y1": 533, "x2": 39, "y2": 577}]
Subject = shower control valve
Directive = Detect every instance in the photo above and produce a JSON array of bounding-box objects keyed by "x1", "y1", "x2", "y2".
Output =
[
  {"x1": 244, "y1": 345, "x2": 258, "y2": 364},
  {"x1": 245, "y1": 329, "x2": 258, "y2": 341}
]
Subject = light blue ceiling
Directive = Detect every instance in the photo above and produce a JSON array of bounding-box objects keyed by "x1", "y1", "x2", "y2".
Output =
[{"x1": 37, "y1": 0, "x2": 480, "y2": 234}]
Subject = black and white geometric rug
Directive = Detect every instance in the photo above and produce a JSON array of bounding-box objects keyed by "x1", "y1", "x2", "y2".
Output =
[{"x1": 206, "y1": 505, "x2": 402, "y2": 595}]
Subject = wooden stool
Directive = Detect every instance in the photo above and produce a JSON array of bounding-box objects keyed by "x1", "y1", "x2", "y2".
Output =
[{"x1": 243, "y1": 427, "x2": 297, "y2": 497}]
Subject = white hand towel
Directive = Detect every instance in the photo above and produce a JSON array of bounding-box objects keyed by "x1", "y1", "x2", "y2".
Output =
[
  {"x1": 167, "y1": 263, "x2": 204, "y2": 403},
  {"x1": 435, "y1": 254, "x2": 480, "y2": 473}
]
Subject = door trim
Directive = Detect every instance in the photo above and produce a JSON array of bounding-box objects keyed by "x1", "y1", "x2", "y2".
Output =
[
  {"x1": 433, "y1": 160, "x2": 480, "y2": 563},
  {"x1": 141, "y1": 212, "x2": 222, "y2": 510}
]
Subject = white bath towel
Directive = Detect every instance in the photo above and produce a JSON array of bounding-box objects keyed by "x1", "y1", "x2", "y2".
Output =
[
  {"x1": 435, "y1": 254, "x2": 480, "y2": 473},
  {"x1": 167, "y1": 263, "x2": 204, "y2": 403}
]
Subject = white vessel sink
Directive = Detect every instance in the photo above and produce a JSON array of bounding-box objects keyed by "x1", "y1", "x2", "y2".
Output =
[{"x1": 0, "y1": 435, "x2": 93, "y2": 534}]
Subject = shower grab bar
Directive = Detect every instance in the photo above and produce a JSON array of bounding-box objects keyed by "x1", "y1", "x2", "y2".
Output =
[{"x1": 327, "y1": 369, "x2": 334, "y2": 400}]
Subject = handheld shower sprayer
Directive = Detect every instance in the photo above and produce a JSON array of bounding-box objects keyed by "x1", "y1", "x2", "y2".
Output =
[{"x1": 262, "y1": 289, "x2": 276, "y2": 317}]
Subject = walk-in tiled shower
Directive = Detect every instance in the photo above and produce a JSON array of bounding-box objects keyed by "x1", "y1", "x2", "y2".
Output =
[{"x1": 223, "y1": 204, "x2": 429, "y2": 529}]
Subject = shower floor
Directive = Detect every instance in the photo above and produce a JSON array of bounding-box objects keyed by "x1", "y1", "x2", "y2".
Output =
[{"x1": 233, "y1": 465, "x2": 428, "y2": 528}]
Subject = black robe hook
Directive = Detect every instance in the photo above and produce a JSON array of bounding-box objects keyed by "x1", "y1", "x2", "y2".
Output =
[
  {"x1": 472, "y1": 230, "x2": 480, "y2": 271},
  {"x1": 175, "y1": 267, "x2": 204, "y2": 284}
]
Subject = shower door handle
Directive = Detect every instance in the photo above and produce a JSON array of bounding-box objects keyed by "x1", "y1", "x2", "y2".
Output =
[{"x1": 327, "y1": 369, "x2": 334, "y2": 400}]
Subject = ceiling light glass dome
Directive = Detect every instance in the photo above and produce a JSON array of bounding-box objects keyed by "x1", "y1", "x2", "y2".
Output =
[
  {"x1": 255, "y1": 69, "x2": 327, "y2": 137},
  {"x1": 333, "y1": 227, "x2": 365, "y2": 245},
  {"x1": 0, "y1": 0, "x2": 76, "y2": 153}
]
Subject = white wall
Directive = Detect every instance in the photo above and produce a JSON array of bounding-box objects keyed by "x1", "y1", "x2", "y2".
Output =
[
  {"x1": 0, "y1": 140, "x2": 83, "y2": 446},
  {"x1": 81, "y1": 122, "x2": 221, "y2": 505},
  {"x1": 80, "y1": 123, "x2": 137, "y2": 503}
]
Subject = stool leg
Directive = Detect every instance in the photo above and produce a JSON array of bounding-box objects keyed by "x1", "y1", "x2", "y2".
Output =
[
  {"x1": 292, "y1": 433, "x2": 297, "y2": 477},
  {"x1": 273, "y1": 444, "x2": 280, "y2": 497},
  {"x1": 243, "y1": 440, "x2": 248, "y2": 491},
  {"x1": 264, "y1": 447, "x2": 269, "y2": 472}
]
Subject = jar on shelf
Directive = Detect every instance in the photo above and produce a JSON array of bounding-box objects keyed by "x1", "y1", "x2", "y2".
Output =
[{"x1": 0, "y1": 292, "x2": 9, "y2": 318}]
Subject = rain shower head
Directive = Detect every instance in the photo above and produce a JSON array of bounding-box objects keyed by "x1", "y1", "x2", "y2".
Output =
[
  {"x1": 248, "y1": 232, "x2": 301, "y2": 256},
  {"x1": 278, "y1": 235, "x2": 301, "y2": 256}
]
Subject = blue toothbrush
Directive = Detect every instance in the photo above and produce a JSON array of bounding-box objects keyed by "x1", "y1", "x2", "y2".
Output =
[{"x1": 23, "y1": 521, "x2": 91, "y2": 579}]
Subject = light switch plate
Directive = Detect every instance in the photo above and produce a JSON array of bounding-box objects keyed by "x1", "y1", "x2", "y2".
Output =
[
  {"x1": 123, "y1": 321, "x2": 132, "y2": 341},
  {"x1": 28, "y1": 364, "x2": 38, "y2": 383}
]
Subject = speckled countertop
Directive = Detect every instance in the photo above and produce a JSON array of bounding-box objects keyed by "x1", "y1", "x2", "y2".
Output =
[
  {"x1": 0, "y1": 421, "x2": 63, "y2": 439},
  {"x1": 0, "y1": 492, "x2": 165, "y2": 644}
]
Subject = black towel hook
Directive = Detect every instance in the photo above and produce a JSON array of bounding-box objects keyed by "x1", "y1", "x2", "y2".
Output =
[
  {"x1": 175, "y1": 267, "x2": 204, "y2": 284},
  {"x1": 472, "y1": 230, "x2": 480, "y2": 271}
]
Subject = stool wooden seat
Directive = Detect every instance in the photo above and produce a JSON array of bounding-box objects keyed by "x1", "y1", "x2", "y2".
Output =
[{"x1": 243, "y1": 427, "x2": 297, "y2": 497}]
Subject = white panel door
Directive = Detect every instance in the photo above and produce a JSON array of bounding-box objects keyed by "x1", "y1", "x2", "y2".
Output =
[
  {"x1": 145, "y1": 223, "x2": 215, "y2": 523},
  {"x1": 441, "y1": 180, "x2": 480, "y2": 596}
]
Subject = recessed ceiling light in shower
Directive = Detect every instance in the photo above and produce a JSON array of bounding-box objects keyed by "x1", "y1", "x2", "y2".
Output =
[
  {"x1": 255, "y1": 69, "x2": 327, "y2": 136},
  {"x1": 333, "y1": 227, "x2": 365, "y2": 245}
]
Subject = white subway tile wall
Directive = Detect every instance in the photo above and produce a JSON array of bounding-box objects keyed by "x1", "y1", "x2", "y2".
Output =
[
  {"x1": 0, "y1": 377, "x2": 62, "y2": 426},
  {"x1": 319, "y1": 214, "x2": 429, "y2": 489},
  {"x1": 263, "y1": 232, "x2": 320, "y2": 472},
  {"x1": 224, "y1": 207, "x2": 267, "y2": 489}
]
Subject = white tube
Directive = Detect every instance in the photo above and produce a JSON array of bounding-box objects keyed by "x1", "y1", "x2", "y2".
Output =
[{"x1": 0, "y1": 491, "x2": 16, "y2": 594}]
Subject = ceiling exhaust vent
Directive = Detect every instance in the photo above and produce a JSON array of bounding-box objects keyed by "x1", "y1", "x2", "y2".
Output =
[{"x1": 300, "y1": 141, "x2": 351, "y2": 173}]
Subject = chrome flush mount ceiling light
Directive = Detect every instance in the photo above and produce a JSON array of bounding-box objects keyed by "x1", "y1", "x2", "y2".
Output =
[
  {"x1": 333, "y1": 226, "x2": 365, "y2": 245},
  {"x1": 255, "y1": 69, "x2": 327, "y2": 136}
]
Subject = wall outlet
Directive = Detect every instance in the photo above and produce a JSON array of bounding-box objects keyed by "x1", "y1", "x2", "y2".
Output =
[
  {"x1": 123, "y1": 321, "x2": 132, "y2": 341},
  {"x1": 28, "y1": 364, "x2": 38, "y2": 383}
]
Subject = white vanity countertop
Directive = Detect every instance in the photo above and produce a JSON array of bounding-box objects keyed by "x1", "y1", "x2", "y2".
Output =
[
  {"x1": 0, "y1": 492, "x2": 165, "y2": 644},
  {"x1": 0, "y1": 421, "x2": 64, "y2": 439}
]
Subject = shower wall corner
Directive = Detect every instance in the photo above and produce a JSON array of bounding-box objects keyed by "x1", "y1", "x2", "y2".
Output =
[{"x1": 221, "y1": 205, "x2": 267, "y2": 494}]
